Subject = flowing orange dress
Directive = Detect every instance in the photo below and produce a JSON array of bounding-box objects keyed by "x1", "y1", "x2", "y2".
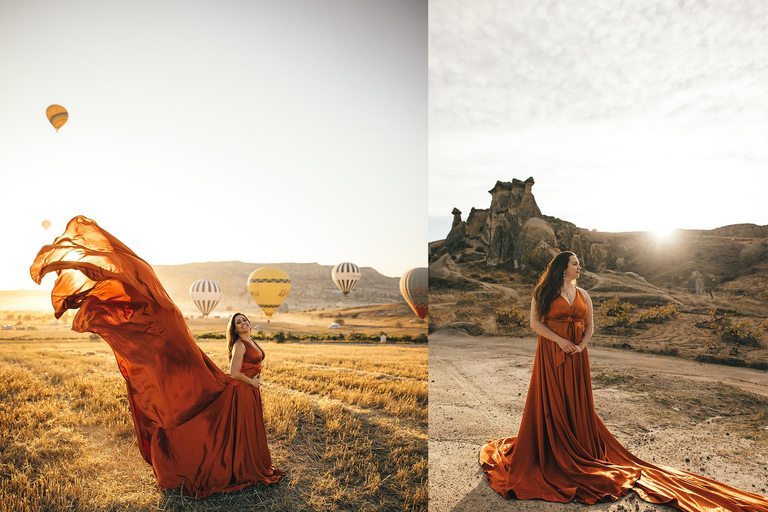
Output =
[
  {"x1": 30, "y1": 216, "x2": 284, "y2": 498},
  {"x1": 480, "y1": 289, "x2": 768, "y2": 512}
]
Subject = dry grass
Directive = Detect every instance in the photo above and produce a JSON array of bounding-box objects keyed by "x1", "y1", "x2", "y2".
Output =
[{"x1": 0, "y1": 338, "x2": 427, "y2": 511}]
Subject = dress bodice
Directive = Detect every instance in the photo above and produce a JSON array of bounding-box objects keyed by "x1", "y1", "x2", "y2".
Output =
[
  {"x1": 239, "y1": 340, "x2": 264, "y2": 378},
  {"x1": 543, "y1": 289, "x2": 587, "y2": 342}
]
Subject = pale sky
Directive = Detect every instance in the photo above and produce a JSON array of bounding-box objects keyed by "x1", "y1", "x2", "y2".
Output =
[
  {"x1": 0, "y1": 0, "x2": 426, "y2": 290},
  {"x1": 430, "y1": 0, "x2": 768, "y2": 242}
]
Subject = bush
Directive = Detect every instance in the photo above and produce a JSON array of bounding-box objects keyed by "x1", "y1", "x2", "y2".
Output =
[
  {"x1": 198, "y1": 332, "x2": 225, "y2": 339},
  {"x1": 706, "y1": 309, "x2": 763, "y2": 347},
  {"x1": 637, "y1": 303, "x2": 679, "y2": 324},
  {"x1": 604, "y1": 310, "x2": 633, "y2": 328},
  {"x1": 599, "y1": 297, "x2": 635, "y2": 329},
  {"x1": 718, "y1": 320, "x2": 763, "y2": 347},
  {"x1": 600, "y1": 297, "x2": 636, "y2": 317},
  {"x1": 334, "y1": 318, "x2": 345, "y2": 326},
  {"x1": 496, "y1": 306, "x2": 527, "y2": 327},
  {"x1": 274, "y1": 330, "x2": 286, "y2": 343}
]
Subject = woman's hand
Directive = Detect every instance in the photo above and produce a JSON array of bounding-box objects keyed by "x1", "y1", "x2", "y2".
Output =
[
  {"x1": 557, "y1": 338, "x2": 583, "y2": 354},
  {"x1": 249, "y1": 375, "x2": 261, "y2": 388}
]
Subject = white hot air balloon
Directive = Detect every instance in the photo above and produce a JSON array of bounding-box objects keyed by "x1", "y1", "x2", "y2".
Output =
[
  {"x1": 331, "y1": 262, "x2": 361, "y2": 296},
  {"x1": 400, "y1": 267, "x2": 428, "y2": 319},
  {"x1": 189, "y1": 279, "x2": 223, "y2": 317}
]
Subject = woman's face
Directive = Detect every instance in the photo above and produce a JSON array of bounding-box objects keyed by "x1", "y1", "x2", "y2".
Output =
[
  {"x1": 564, "y1": 255, "x2": 581, "y2": 281},
  {"x1": 234, "y1": 315, "x2": 250, "y2": 334}
]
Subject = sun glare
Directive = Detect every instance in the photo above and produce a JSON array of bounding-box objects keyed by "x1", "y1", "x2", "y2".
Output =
[{"x1": 651, "y1": 227, "x2": 677, "y2": 241}]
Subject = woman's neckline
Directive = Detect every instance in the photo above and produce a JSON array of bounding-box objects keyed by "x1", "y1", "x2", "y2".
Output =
[
  {"x1": 560, "y1": 287, "x2": 578, "y2": 307},
  {"x1": 239, "y1": 336, "x2": 264, "y2": 359}
]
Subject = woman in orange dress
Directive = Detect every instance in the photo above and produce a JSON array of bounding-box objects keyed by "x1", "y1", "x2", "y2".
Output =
[
  {"x1": 30, "y1": 216, "x2": 284, "y2": 497},
  {"x1": 480, "y1": 251, "x2": 768, "y2": 512}
]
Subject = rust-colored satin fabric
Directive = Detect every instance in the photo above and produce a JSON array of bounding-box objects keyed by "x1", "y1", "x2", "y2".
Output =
[
  {"x1": 480, "y1": 290, "x2": 768, "y2": 512},
  {"x1": 30, "y1": 216, "x2": 284, "y2": 497}
]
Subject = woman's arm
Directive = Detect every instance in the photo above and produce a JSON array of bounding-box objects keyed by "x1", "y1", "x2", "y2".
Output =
[
  {"x1": 578, "y1": 288, "x2": 594, "y2": 349},
  {"x1": 229, "y1": 341, "x2": 260, "y2": 387},
  {"x1": 529, "y1": 297, "x2": 582, "y2": 354}
]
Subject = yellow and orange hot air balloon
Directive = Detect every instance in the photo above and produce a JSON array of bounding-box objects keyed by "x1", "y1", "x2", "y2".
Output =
[
  {"x1": 247, "y1": 267, "x2": 291, "y2": 322},
  {"x1": 46, "y1": 105, "x2": 68, "y2": 132},
  {"x1": 41, "y1": 220, "x2": 51, "y2": 231}
]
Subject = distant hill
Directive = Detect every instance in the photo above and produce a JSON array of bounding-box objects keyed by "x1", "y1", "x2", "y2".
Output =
[
  {"x1": 2, "y1": 262, "x2": 406, "y2": 315},
  {"x1": 153, "y1": 261, "x2": 405, "y2": 315}
]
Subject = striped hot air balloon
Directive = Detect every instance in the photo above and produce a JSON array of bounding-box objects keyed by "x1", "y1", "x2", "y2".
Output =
[
  {"x1": 400, "y1": 267, "x2": 428, "y2": 319},
  {"x1": 331, "y1": 262, "x2": 361, "y2": 296},
  {"x1": 247, "y1": 268, "x2": 291, "y2": 320},
  {"x1": 189, "y1": 279, "x2": 223, "y2": 317},
  {"x1": 46, "y1": 105, "x2": 68, "y2": 132}
]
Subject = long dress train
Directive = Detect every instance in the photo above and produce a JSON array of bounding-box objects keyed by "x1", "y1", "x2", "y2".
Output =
[
  {"x1": 30, "y1": 216, "x2": 284, "y2": 498},
  {"x1": 479, "y1": 289, "x2": 768, "y2": 512}
]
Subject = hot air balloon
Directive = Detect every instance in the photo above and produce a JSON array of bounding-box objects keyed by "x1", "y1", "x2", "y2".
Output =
[
  {"x1": 247, "y1": 268, "x2": 291, "y2": 321},
  {"x1": 189, "y1": 279, "x2": 223, "y2": 318},
  {"x1": 46, "y1": 105, "x2": 68, "y2": 132},
  {"x1": 331, "y1": 262, "x2": 361, "y2": 296},
  {"x1": 400, "y1": 267, "x2": 428, "y2": 319},
  {"x1": 41, "y1": 220, "x2": 51, "y2": 231}
]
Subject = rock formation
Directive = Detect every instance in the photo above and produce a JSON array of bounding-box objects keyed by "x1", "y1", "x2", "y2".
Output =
[
  {"x1": 482, "y1": 178, "x2": 542, "y2": 266},
  {"x1": 451, "y1": 208, "x2": 462, "y2": 229},
  {"x1": 430, "y1": 177, "x2": 614, "y2": 272},
  {"x1": 429, "y1": 177, "x2": 767, "y2": 294}
]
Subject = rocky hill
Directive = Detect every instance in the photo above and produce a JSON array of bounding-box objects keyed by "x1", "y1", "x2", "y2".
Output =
[{"x1": 430, "y1": 177, "x2": 767, "y2": 305}]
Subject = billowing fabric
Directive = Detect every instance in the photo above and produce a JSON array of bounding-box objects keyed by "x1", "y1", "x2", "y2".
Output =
[
  {"x1": 480, "y1": 289, "x2": 768, "y2": 512},
  {"x1": 30, "y1": 216, "x2": 284, "y2": 497}
]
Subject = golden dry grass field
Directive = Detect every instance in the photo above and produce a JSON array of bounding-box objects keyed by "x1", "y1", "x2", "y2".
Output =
[{"x1": 0, "y1": 316, "x2": 427, "y2": 511}]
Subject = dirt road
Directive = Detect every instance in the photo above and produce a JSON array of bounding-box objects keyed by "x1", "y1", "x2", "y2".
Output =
[{"x1": 429, "y1": 330, "x2": 768, "y2": 512}]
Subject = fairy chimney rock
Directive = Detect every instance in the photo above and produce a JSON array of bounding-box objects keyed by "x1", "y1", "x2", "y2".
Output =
[
  {"x1": 485, "y1": 177, "x2": 545, "y2": 266},
  {"x1": 451, "y1": 208, "x2": 462, "y2": 229}
]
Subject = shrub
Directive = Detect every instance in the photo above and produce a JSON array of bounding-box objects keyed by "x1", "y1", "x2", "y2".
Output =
[
  {"x1": 604, "y1": 310, "x2": 633, "y2": 328},
  {"x1": 496, "y1": 306, "x2": 527, "y2": 327},
  {"x1": 599, "y1": 297, "x2": 635, "y2": 329},
  {"x1": 637, "y1": 303, "x2": 679, "y2": 324},
  {"x1": 718, "y1": 320, "x2": 763, "y2": 347},
  {"x1": 198, "y1": 332, "x2": 225, "y2": 339},
  {"x1": 334, "y1": 318, "x2": 345, "y2": 326},
  {"x1": 274, "y1": 330, "x2": 286, "y2": 343},
  {"x1": 600, "y1": 297, "x2": 636, "y2": 317}
]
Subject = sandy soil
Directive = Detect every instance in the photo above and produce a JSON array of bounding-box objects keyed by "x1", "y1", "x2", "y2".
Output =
[{"x1": 429, "y1": 330, "x2": 768, "y2": 512}]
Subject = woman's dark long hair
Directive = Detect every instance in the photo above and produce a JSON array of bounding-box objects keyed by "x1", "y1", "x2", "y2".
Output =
[
  {"x1": 226, "y1": 312, "x2": 249, "y2": 361},
  {"x1": 532, "y1": 251, "x2": 577, "y2": 319}
]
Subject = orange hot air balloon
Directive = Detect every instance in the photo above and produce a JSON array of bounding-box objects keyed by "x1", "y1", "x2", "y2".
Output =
[
  {"x1": 41, "y1": 220, "x2": 51, "y2": 231},
  {"x1": 46, "y1": 105, "x2": 68, "y2": 132}
]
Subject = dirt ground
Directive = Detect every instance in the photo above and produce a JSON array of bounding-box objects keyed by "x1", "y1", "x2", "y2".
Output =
[{"x1": 429, "y1": 330, "x2": 768, "y2": 512}]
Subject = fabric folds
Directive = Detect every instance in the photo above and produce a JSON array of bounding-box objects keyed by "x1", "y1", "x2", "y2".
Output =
[
  {"x1": 30, "y1": 216, "x2": 284, "y2": 497},
  {"x1": 479, "y1": 289, "x2": 768, "y2": 512}
]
